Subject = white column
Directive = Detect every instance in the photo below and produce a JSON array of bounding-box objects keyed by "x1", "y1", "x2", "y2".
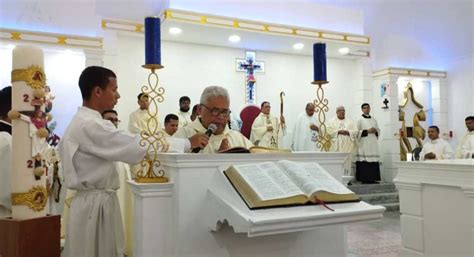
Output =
[
  {"x1": 396, "y1": 182, "x2": 424, "y2": 257},
  {"x1": 83, "y1": 49, "x2": 105, "y2": 67},
  {"x1": 128, "y1": 181, "x2": 174, "y2": 257}
]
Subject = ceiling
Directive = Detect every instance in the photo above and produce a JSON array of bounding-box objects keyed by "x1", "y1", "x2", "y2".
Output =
[{"x1": 160, "y1": 19, "x2": 370, "y2": 59}]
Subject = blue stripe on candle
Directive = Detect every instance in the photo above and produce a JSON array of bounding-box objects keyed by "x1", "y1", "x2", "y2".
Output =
[
  {"x1": 313, "y1": 43, "x2": 327, "y2": 82},
  {"x1": 145, "y1": 17, "x2": 161, "y2": 65}
]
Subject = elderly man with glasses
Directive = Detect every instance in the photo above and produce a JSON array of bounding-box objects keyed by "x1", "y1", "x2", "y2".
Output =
[{"x1": 174, "y1": 86, "x2": 253, "y2": 153}]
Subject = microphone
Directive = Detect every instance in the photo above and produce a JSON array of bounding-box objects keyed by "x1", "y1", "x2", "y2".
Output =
[{"x1": 192, "y1": 123, "x2": 217, "y2": 153}]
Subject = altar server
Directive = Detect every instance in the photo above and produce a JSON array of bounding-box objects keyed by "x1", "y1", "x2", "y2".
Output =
[
  {"x1": 355, "y1": 103, "x2": 381, "y2": 183},
  {"x1": 59, "y1": 66, "x2": 205, "y2": 257}
]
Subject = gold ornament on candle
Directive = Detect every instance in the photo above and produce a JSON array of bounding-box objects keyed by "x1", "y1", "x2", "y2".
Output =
[
  {"x1": 11, "y1": 65, "x2": 46, "y2": 89},
  {"x1": 11, "y1": 186, "x2": 48, "y2": 212}
]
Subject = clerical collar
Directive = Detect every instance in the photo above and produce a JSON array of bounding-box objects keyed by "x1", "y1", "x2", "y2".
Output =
[
  {"x1": 430, "y1": 138, "x2": 440, "y2": 143},
  {"x1": 362, "y1": 114, "x2": 371, "y2": 119}
]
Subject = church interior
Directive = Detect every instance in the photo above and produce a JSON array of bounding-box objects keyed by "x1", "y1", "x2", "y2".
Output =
[{"x1": 0, "y1": 0, "x2": 473, "y2": 257}]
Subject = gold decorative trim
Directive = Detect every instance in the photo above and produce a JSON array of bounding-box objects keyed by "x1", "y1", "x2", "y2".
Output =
[
  {"x1": 11, "y1": 65, "x2": 46, "y2": 89},
  {"x1": 373, "y1": 67, "x2": 446, "y2": 78},
  {"x1": 0, "y1": 28, "x2": 103, "y2": 49},
  {"x1": 11, "y1": 186, "x2": 48, "y2": 212},
  {"x1": 399, "y1": 83, "x2": 424, "y2": 108},
  {"x1": 102, "y1": 8, "x2": 370, "y2": 46}
]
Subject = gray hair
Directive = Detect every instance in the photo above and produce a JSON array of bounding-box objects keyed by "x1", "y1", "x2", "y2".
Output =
[
  {"x1": 336, "y1": 105, "x2": 345, "y2": 112},
  {"x1": 200, "y1": 86, "x2": 230, "y2": 105}
]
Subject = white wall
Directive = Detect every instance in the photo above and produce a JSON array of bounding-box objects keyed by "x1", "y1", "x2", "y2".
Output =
[
  {"x1": 0, "y1": 45, "x2": 85, "y2": 136},
  {"x1": 447, "y1": 55, "x2": 474, "y2": 147},
  {"x1": 105, "y1": 34, "x2": 362, "y2": 134}
]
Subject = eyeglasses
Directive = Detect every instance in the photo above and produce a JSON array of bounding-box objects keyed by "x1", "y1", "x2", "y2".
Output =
[{"x1": 201, "y1": 104, "x2": 231, "y2": 117}]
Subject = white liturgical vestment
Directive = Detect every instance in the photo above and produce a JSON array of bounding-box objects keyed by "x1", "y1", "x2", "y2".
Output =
[
  {"x1": 327, "y1": 116, "x2": 357, "y2": 175},
  {"x1": 356, "y1": 115, "x2": 380, "y2": 162},
  {"x1": 0, "y1": 132, "x2": 11, "y2": 218},
  {"x1": 174, "y1": 118, "x2": 253, "y2": 153},
  {"x1": 250, "y1": 113, "x2": 284, "y2": 148},
  {"x1": 177, "y1": 110, "x2": 192, "y2": 128},
  {"x1": 291, "y1": 112, "x2": 318, "y2": 151},
  {"x1": 420, "y1": 138, "x2": 454, "y2": 160},
  {"x1": 455, "y1": 131, "x2": 474, "y2": 159},
  {"x1": 128, "y1": 108, "x2": 158, "y2": 134},
  {"x1": 59, "y1": 106, "x2": 187, "y2": 257}
]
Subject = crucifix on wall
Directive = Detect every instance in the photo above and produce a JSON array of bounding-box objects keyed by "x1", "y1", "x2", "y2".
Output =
[{"x1": 236, "y1": 51, "x2": 265, "y2": 104}]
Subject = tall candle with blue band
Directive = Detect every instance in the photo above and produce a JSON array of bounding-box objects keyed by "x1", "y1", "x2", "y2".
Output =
[
  {"x1": 145, "y1": 17, "x2": 161, "y2": 65},
  {"x1": 313, "y1": 43, "x2": 327, "y2": 82}
]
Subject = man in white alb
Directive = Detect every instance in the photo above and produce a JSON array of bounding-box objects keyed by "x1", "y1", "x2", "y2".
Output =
[
  {"x1": 174, "y1": 86, "x2": 253, "y2": 153},
  {"x1": 420, "y1": 125, "x2": 453, "y2": 160},
  {"x1": 177, "y1": 96, "x2": 192, "y2": 128},
  {"x1": 164, "y1": 113, "x2": 179, "y2": 137},
  {"x1": 327, "y1": 105, "x2": 357, "y2": 176},
  {"x1": 59, "y1": 66, "x2": 207, "y2": 257},
  {"x1": 291, "y1": 103, "x2": 319, "y2": 151},
  {"x1": 455, "y1": 116, "x2": 474, "y2": 159},
  {"x1": 128, "y1": 93, "x2": 155, "y2": 134},
  {"x1": 250, "y1": 101, "x2": 285, "y2": 149}
]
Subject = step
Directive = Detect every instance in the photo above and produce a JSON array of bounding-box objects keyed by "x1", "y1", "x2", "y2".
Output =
[
  {"x1": 348, "y1": 182, "x2": 397, "y2": 195},
  {"x1": 382, "y1": 202, "x2": 400, "y2": 212},
  {"x1": 359, "y1": 192, "x2": 399, "y2": 205}
]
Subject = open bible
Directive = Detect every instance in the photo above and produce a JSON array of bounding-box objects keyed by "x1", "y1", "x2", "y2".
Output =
[{"x1": 223, "y1": 160, "x2": 359, "y2": 210}]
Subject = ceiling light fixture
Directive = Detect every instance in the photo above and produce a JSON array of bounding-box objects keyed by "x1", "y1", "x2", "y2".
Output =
[
  {"x1": 228, "y1": 35, "x2": 241, "y2": 43},
  {"x1": 338, "y1": 47, "x2": 350, "y2": 55},
  {"x1": 293, "y1": 43, "x2": 304, "y2": 50},
  {"x1": 169, "y1": 27, "x2": 182, "y2": 35}
]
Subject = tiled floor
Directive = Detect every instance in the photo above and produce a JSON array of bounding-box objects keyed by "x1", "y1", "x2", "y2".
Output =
[{"x1": 346, "y1": 211, "x2": 401, "y2": 257}]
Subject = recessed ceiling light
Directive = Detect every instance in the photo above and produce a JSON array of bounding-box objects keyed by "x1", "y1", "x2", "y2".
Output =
[
  {"x1": 338, "y1": 47, "x2": 350, "y2": 55},
  {"x1": 169, "y1": 27, "x2": 182, "y2": 35},
  {"x1": 293, "y1": 43, "x2": 304, "y2": 50},
  {"x1": 228, "y1": 35, "x2": 241, "y2": 43}
]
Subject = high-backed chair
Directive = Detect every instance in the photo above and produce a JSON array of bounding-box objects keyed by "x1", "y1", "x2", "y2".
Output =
[{"x1": 239, "y1": 105, "x2": 261, "y2": 139}]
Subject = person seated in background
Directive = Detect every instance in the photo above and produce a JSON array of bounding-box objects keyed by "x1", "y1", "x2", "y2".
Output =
[
  {"x1": 102, "y1": 109, "x2": 120, "y2": 128},
  {"x1": 455, "y1": 116, "x2": 474, "y2": 159},
  {"x1": 420, "y1": 125, "x2": 453, "y2": 160},
  {"x1": 174, "y1": 86, "x2": 253, "y2": 153},
  {"x1": 164, "y1": 114, "x2": 179, "y2": 136},
  {"x1": 190, "y1": 104, "x2": 199, "y2": 121}
]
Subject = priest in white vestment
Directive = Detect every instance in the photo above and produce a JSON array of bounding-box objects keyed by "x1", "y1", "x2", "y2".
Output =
[
  {"x1": 355, "y1": 103, "x2": 381, "y2": 183},
  {"x1": 164, "y1": 113, "x2": 179, "y2": 137},
  {"x1": 59, "y1": 66, "x2": 202, "y2": 257},
  {"x1": 176, "y1": 96, "x2": 192, "y2": 128},
  {"x1": 455, "y1": 116, "x2": 474, "y2": 159},
  {"x1": 327, "y1": 106, "x2": 357, "y2": 176},
  {"x1": 174, "y1": 86, "x2": 253, "y2": 153},
  {"x1": 420, "y1": 125, "x2": 454, "y2": 160},
  {"x1": 250, "y1": 101, "x2": 285, "y2": 149},
  {"x1": 128, "y1": 93, "x2": 156, "y2": 134},
  {"x1": 291, "y1": 103, "x2": 319, "y2": 151}
]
